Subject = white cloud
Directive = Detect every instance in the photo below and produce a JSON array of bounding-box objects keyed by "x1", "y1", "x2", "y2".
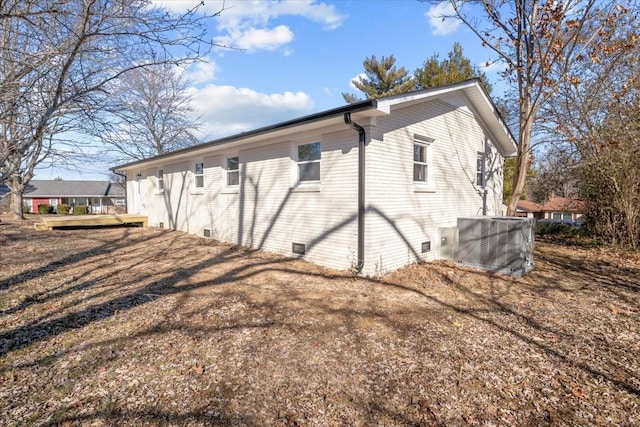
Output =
[
  {"x1": 426, "y1": 2, "x2": 461, "y2": 36},
  {"x1": 183, "y1": 60, "x2": 219, "y2": 84},
  {"x1": 216, "y1": 25, "x2": 294, "y2": 51},
  {"x1": 156, "y1": 1, "x2": 346, "y2": 53},
  {"x1": 189, "y1": 84, "x2": 315, "y2": 139}
]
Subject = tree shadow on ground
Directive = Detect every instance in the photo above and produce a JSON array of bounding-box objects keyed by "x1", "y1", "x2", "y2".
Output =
[{"x1": 1, "y1": 222, "x2": 639, "y2": 425}]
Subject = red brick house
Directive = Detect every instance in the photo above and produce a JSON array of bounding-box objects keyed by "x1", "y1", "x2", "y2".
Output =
[
  {"x1": 516, "y1": 196, "x2": 585, "y2": 222},
  {"x1": 0, "y1": 180, "x2": 126, "y2": 214}
]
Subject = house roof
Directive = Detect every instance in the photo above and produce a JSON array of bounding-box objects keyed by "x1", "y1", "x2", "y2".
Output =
[
  {"x1": 541, "y1": 197, "x2": 584, "y2": 213},
  {"x1": 113, "y1": 79, "x2": 518, "y2": 172},
  {"x1": 516, "y1": 197, "x2": 584, "y2": 213},
  {"x1": 516, "y1": 200, "x2": 543, "y2": 212},
  {"x1": 0, "y1": 180, "x2": 125, "y2": 198}
]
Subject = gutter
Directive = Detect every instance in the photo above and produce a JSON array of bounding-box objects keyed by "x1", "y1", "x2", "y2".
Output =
[{"x1": 343, "y1": 113, "x2": 366, "y2": 273}]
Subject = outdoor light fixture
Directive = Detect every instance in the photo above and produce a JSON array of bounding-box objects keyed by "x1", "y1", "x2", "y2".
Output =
[{"x1": 135, "y1": 173, "x2": 142, "y2": 182}]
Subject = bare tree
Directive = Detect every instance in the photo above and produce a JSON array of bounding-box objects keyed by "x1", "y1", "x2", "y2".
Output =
[
  {"x1": 86, "y1": 64, "x2": 201, "y2": 162},
  {"x1": 538, "y1": 13, "x2": 640, "y2": 247},
  {"x1": 429, "y1": 0, "x2": 635, "y2": 215},
  {"x1": 0, "y1": 0, "x2": 219, "y2": 219}
]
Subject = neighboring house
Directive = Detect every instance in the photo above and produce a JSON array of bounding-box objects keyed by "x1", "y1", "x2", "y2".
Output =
[
  {"x1": 113, "y1": 79, "x2": 517, "y2": 275},
  {"x1": 516, "y1": 196, "x2": 585, "y2": 221},
  {"x1": 516, "y1": 200, "x2": 545, "y2": 219},
  {"x1": 0, "y1": 180, "x2": 126, "y2": 214}
]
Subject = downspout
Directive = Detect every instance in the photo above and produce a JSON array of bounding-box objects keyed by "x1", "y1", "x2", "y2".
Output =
[
  {"x1": 344, "y1": 113, "x2": 365, "y2": 273},
  {"x1": 113, "y1": 170, "x2": 128, "y2": 213}
]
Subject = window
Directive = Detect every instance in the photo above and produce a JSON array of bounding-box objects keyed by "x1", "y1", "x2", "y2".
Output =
[
  {"x1": 49, "y1": 198, "x2": 58, "y2": 208},
  {"x1": 413, "y1": 144, "x2": 428, "y2": 182},
  {"x1": 413, "y1": 134, "x2": 434, "y2": 183},
  {"x1": 297, "y1": 142, "x2": 321, "y2": 182},
  {"x1": 227, "y1": 156, "x2": 239, "y2": 186},
  {"x1": 476, "y1": 153, "x2": 485, "y2": 186},
  {"x1": 157, "y1": 169, "x2": 164, "y2": 191},
  {"x1": 115, "y1": 198, "x2": 125, "y2": 206},
  {"x1": 194, "y1": 163, "x2": 204, "y2": 188}
]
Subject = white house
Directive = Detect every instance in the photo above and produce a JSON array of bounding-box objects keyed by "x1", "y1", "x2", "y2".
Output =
[{"x1": 113, "y1": 79, "x2": 517, "y2": 276}]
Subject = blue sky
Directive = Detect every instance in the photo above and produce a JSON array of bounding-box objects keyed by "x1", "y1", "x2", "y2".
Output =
[{"x1": 35, "y1": 0, "x2": 507, "y2": 180}]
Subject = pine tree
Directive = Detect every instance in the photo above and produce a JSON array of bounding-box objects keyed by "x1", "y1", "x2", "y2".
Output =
[
  {"x1": 342, "y1": 55, "x2": 415, "y2": 103},
  {"x1": 414, "y1": 43, "x2": 492, "y2": 93}
]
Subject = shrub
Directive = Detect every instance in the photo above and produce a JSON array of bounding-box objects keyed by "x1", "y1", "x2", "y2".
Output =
[
  {"x1": 37, "y1": 204, "x2": 54, "y2": 214},
  {"x1": 73, "y1": 205, "x2": 88, "y2": 215},
  {"x1": 57, "y1": 204, "x2": 70, "y2": 215}
]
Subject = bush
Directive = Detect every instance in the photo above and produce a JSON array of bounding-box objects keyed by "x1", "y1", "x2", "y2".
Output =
[
  {"x1": 73, "y1": 205, "x2": 88, "y2": 215},
  {"x1": 57, "y1": 204, "x2": 70, "y2": 215},
  {"x1": 536, "y1": 221, "x2": 572, "y2": 236},
  {"x1": 37, "y1": 204, "x2": 54, "y2": 214}
]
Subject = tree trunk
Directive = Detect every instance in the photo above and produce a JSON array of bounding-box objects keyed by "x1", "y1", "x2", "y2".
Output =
[
  {"x1": 7, "y1": 178, "x2": 25, "y2": 220},
  {"x1": 506, "y1": 103, "x2": 534, "y2": 216}
]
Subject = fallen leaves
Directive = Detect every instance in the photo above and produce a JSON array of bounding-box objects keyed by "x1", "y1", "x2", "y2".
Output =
[{"x1": 0, "y1": 219, "x2": 639, "y2": 426}]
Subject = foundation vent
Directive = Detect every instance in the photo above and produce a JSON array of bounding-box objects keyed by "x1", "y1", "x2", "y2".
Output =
[{"x1": 292, "y1": 243, "x2": 306, "y2": 255}]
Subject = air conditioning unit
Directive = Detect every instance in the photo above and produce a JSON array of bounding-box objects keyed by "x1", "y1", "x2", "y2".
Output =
[{"x1": 456, "y1": 217, "x2": 535, "y2": 276}]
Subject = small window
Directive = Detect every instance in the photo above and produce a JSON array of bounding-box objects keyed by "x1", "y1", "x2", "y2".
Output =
[
  {"x1": 552, "y1": 212, "x2": 562, "y2": 220},
  {"x1": 194, "y1": 163, "x2": 204, "y2": 188},
  {"x1": 413, "y1": 144, "x2": 428, "y2": 182},
  {"x1": 157, "y1": 169, "x2": 164, "y2": 191},
  {"x1": 297, "y1": 142, "x2": 321, "y2": 182},
  {"x1": 227, "y1": 157, "x2": 239, "y2": 186},
  {"x1": 413, "y1": 134, "x2": 434, "y2": 184},
  {"x1": 476, "y1": 153, "x2": 485, "y2": 186}
]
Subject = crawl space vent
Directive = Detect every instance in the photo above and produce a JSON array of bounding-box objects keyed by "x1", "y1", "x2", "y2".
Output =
[
  {"x1": 421, "y1": 241, "x2": 431, "y2": 253},
  {"x1": 159, "y1": 222, "x2": 164, "y2": 228},
  {"x1": 292, "y1": 243, "x2": 306, "y2": 255},
  {"x1": 203, "y1": 229, "x2": 211, "y2": 238}
]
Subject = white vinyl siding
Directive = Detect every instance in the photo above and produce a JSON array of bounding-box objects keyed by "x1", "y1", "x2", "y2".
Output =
[
  {"x1": 134, "y1": 129, "x2": 357, "y2": 270},
  {"x1": 364, "y1": 98, "x2": 505, "y2": 274},
  {"x1": 124, "y1": 90, "x2": 507, "y2": 275}
]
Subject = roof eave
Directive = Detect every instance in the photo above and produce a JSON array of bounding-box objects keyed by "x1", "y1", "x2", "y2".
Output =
[{"x1": 112, "y1": 99, "x2": 377, "y2": 171}]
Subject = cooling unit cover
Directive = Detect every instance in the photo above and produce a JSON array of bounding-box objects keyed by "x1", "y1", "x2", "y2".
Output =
[{"x1": 456, "y1": 216, "x2": 535, "y2": 276}]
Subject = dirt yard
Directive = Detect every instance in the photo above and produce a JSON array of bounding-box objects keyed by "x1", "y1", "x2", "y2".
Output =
[{"x1": 0, "y1": 217, "x2": 639, "y2": 426}]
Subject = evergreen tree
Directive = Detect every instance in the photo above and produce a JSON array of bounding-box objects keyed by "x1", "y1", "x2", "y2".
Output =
[
  {"x1": 414, "y1": 42, "x2": 492, "y2": 93},
  {"x1": 342, "y1": 55, "x2": 415, "y2": 103}
]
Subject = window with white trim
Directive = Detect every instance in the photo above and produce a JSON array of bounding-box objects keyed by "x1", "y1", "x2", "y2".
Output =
[
  {"x1": 476, "y1": 152, "x2": 485, "y2": 186},
  {"x1": 157, "y1": 169, "x2": 164, "y2": 191},
  {"x1": 194, "y1": 163, "x2": 204, "y2": 188},
  {"x1": 297, "y1": 142, "x2": 321, "y2": 182},
  {"x1": 226, "y1": 156, "x2": 239, "y2": 186},
  {"x1": 413, "y1": 135, "x2": 434, "y2": 183}
]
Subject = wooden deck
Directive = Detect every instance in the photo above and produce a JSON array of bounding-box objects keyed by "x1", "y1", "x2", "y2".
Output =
[{"x1": 34, "y1": 214, "x2": 148, "y2": 231}]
